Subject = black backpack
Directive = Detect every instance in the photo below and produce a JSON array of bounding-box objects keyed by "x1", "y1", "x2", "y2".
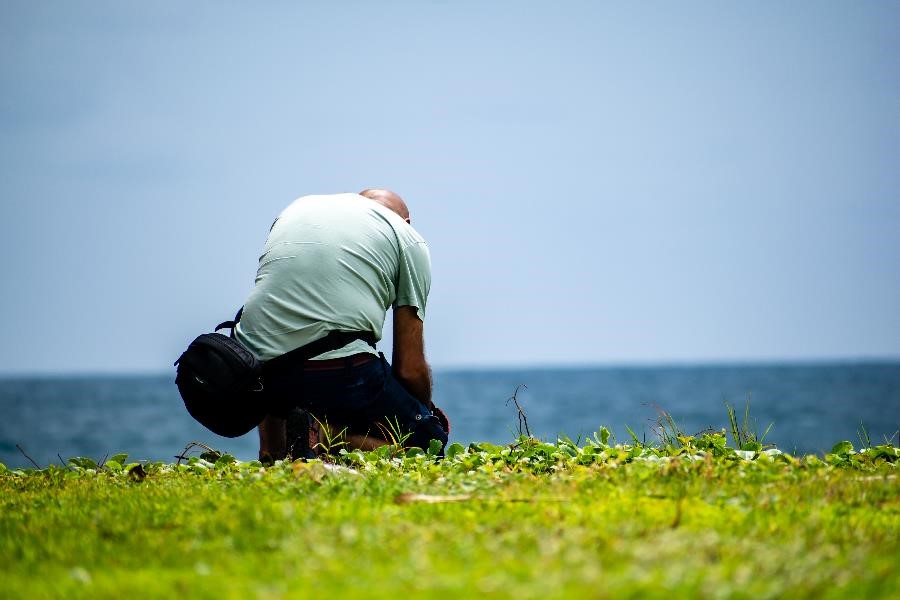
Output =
[
  {"x1": 174, "y1": 312, "x2": 266, "y2": 438},
  {"x1": 175, "y1": 309, "x2": 376, "y2": 438}
]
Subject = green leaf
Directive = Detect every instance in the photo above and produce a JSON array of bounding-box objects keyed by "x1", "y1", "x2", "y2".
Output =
[
  {"x1": 741, "y1": 441, "x2": 762, "y2": 452},
  {"x1": 445, "y1": 443, "x2": 465, "y2": 459},
  {"x1": 470, "y1": 442, "x2": 503, "y2": 453},
  {"x1": 68, "y1": 457, "x2": 98, "y2": 470},
  {"x1": 867, "y1": 445, "x2": 898, "y2": 462},
  {"x1": 559, "y1": 445, "x2": 578, "y2": 457},
  {"x1": 110, "y1": 453, "x2": 128, "y2": 465},
  {"x1": 599, "y1": 427, "x2": 610, "y2": 446},
  {"x1": 830, "y1": 441, "x2": 854, "y2": 455},
  {"x1": 427, "y1": 439, "x2": 443, "y2": 456},
  {"x1": 104, "y1": 460, "x2": 123, "y2": 472},
  {"x1": 214, "y1": 454, "x2": 237, "y2": 468},
  {"x1": 825, "y1": 453, "x2": 847, "y2": 466},
  {"x1": 344, "y1": 451, "x2": 366, "y2": 465}
]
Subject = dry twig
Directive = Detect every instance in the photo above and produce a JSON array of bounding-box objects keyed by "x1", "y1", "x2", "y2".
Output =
[
  {"x1": 506, "y1": 384, "x2": 531, "y2": 438},
  {"x1": 175, "y1": 441, "x2": 221, "y2": 465},
  {"x1": 15, "y1": 444, "x2": 41, "y2": 469}
]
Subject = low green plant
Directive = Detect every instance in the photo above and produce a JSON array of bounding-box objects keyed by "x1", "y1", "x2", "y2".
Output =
[
  {"x1": 0, "y1": 430, "x2": 897, "y2": 599},
  {"x1": 725, "y1": 397, "x2": 773, "y2": 451},
  {"x1": 374, "y1": 415, "x2": 414, "y2": 449},
  {"x1": 311, "y1": 415, "x2": 349, "y2": 456},
  {"x1": 649, "y1": 405, "x2": 686, "y2": 448},
  {"x1": 858, "y1": 421, "x2": 872, "y2": 449}
]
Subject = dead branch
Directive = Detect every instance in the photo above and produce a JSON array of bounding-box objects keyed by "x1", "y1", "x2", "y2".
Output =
[
  {"x1": 15, "y1": 444, "x2": 41, "y2": 469},
  {"x1": 175, "y1": 441, "x2": 221, "y2": 465},
  {"x1": 505, "y1": 384, "x2": 531, "y2": 438}
]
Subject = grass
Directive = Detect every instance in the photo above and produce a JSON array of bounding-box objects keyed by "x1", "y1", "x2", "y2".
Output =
[
  {"x1": 1, "y1": 431, "x2": 898, "y2": 599},
  {"x1": 725, "y1": 398, "x2": 774, "y2": 451}
]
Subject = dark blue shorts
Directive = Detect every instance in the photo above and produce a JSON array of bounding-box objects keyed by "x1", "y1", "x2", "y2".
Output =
[{"x1": 264, "y1": 353, "x2": 447, "y2": 451}]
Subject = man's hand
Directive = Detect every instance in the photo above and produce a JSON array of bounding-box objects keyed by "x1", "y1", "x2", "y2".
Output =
[{"x1": 392, "y1": 305, "x2": 433, "y2": 408}]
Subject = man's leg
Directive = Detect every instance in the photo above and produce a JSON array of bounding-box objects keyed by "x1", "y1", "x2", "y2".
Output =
[
  {"x1": 258, "y1": 414, "x2": 286, "y2": 462},
  {"x1": 379, "y1": 371, "x2": 448, "y2": 452},
  {"x1": 346, "y1": 433, "x2": 390, "y2": 451},
  {"x1": 314, "y1": 419, "x2": 389, "y2": 452},
  {"x1": 356, "y1": 356, "x2": 447, "y2": 453},
  {"x1": 272, "y1": 355, "x2": 447, "y2": 455}
]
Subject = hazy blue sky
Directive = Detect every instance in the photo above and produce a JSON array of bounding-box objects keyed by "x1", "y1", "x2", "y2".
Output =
[{"x1": 1, "y1": 1, "x2": 898, "y2": 374}]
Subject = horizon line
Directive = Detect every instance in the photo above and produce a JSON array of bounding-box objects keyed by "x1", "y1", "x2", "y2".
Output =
[{"x1": 1, "y1": 355, "x2": 899, "y2": 379}]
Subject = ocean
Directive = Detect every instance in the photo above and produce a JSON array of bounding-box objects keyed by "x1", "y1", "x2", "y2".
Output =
[{"x1": 1, "y1": 362, "x2": 898, "y2": 469}]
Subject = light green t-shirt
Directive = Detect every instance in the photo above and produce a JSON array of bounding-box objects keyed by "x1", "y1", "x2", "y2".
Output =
[{"x1": 235, "y1": 193, "x2": 431, "y2": 361}]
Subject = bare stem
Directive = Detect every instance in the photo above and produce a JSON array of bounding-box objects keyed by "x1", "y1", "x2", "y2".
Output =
[
  {"x1": 15, "y1": 444, "x2": 41, "y2": 469},
  {"x1": 506, "y1": 384, "x2": 531, "y2": 438},
  {"x1": 58, "y1": 454, "x2": 74, "y2": 471},
  {"x1": 175, "y1": 441, "x2": 220, "y2": 465}
]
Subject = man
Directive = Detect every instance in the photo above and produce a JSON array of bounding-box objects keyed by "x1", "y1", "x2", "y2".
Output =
[{"x1": 234, "y1": 189, "x2": 447, "y2": 460}]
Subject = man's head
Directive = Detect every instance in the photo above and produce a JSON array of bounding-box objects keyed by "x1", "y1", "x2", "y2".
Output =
[{"x1": 359, "y1": 188, "x2": 411, "y2": 224}]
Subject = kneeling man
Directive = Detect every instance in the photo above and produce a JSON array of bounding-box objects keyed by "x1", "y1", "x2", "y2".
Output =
[{"x1": 235, "y1": 189, "x2": 448, "y2": 460}]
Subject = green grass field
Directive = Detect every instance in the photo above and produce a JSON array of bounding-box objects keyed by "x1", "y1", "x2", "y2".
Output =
[{"x1": 1, "y1": 432, "x2": 897, "y2": 599}]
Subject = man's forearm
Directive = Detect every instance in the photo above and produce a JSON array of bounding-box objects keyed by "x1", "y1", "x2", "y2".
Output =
[
  {"x1": 391, "y1": 305, "x2": 432, "y2": 409},
  {"x1": 394, "y1": 364, "x2": 433, "y2": 409}
]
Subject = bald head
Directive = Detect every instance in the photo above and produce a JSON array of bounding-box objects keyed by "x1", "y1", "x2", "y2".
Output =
[{"x1": 359, "y1": 188, "x2": 411, "y2": 223}]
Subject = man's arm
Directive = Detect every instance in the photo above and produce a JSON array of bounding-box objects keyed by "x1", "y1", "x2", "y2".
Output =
[{"x1": 391, "y1": 305, "x2": 433, "y2": 408}]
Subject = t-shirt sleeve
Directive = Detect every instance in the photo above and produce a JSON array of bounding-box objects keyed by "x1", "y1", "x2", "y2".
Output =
[{"x1": 394, "y1": 241, "x2": 431, "y2": 321}]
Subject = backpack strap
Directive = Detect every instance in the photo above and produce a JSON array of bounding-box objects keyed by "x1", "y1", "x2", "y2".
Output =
[
  {"x1": 214, "y1": 307, "x2": 244, "y2": 338},
  {"x1": 265, "y1": 330, "x2": 377, "y2": 374},
  {"x1": 214, "y1": 306, "x2": 376, "y2": 372}
]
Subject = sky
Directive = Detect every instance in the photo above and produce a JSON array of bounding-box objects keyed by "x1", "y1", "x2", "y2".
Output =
[{"x1": 1, "y1": 1, "x2": 898, "y2": 374}]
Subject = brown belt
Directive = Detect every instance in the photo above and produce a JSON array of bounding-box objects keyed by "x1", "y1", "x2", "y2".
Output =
[{"x1": 302, "y1": 353, "x2": 378, "y2": 371}]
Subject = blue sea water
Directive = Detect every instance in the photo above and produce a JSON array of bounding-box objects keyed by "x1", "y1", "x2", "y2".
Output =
[{"x1": 1, "y1": 362, "x2": 898, "y2": 469}]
